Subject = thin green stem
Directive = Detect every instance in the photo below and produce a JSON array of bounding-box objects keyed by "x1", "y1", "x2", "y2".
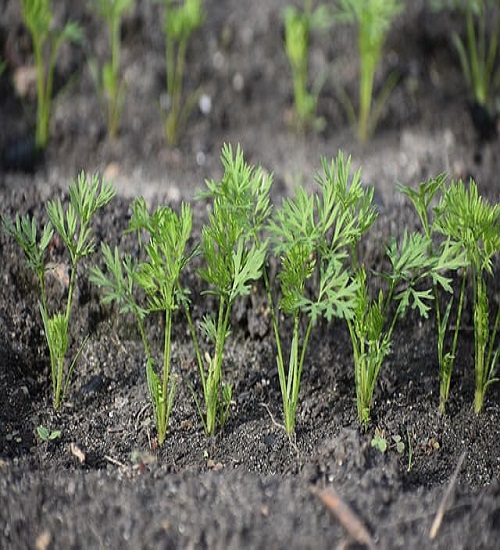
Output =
[{"x1": 485, "y1": 298, "x2": 500, "y2": 374}]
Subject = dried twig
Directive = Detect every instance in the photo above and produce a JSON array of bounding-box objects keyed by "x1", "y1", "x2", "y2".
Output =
[
  {"x1": 311, "y1": 485, "x2": 376, "y2": 550},
  {"x1": 429, "y1": 450, "x2": 467, "y2": 540},
  {"x1": 104, "y1": 454, "x2": 129, "y2": 471}
]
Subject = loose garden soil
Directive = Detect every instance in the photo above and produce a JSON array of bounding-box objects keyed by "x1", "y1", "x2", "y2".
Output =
[{"x1": 1, "y1": 0, "x2": 500, "y2": 548}]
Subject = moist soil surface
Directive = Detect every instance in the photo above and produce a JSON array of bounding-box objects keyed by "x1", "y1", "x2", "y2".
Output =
[{"x1": 1, "y1": 1, "x2": 500, "y2": 549}]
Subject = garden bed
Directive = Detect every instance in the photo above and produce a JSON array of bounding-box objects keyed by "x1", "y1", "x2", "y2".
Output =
[{"x1": 1, "y1": 1, "x2": 500, "y2": 548}]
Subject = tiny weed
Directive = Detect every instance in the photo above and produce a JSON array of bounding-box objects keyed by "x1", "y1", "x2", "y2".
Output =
[
  {"x1": 371, "y1": 429, "x2": 388, "y2": 453},
  {"x1": 36, "y1": 425, "x2": 61, "y2": 442},
  {"x1": 371, "y1": 428, "x2": 405, "y2": 455}
]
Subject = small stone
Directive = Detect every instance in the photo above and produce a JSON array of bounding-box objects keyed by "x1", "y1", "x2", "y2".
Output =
[{"x1": 199, "y1": 94, "x2": 212, "y2": 115}]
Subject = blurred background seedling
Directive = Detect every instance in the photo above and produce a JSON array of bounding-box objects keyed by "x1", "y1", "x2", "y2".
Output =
[
  {"x1": 336, "y1": 0, "x2": 403, "y2": 142},
  {"x1": 156, "y1": 0, "x2": 204, "y2": 146},
  {"x1": 20, "y1": 0, "x2": 83, "y2": 149},
  {"x1": 89, "y1": 0, "x2": 133, "y2": 139},
  {"x1": 282, "y1": 0, "x2": 334, "y2": 132},
  {"x1": 430, "y1": 0, "x2": 500, "y2": 137}
]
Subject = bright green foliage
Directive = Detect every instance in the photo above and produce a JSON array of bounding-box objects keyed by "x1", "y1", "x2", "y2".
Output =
[
  {"x1": 3, "y1": 173, "x2": 115, "y2": 408},
  {"x1": 20, "y1": 0, "x2": 82, "y2": 149},
  {"x1": 283, "y1": 1, "x2": 333, "y2": 132},
  {"x1": 37, "y1": 425, "x2": 61, "y2": 442},
  {"x1": 336, "y1": 0, "x2": 403, "y2": 142},
  {"x1": 157, "y1": 0, "x2": 204, "y2": 146},
  {"x1": 348, "y1": 268, "x2": 391, "y2": 425},
  {"x1": 267, "y1": 152, "x2": 367, "y2": 435},
  {"x1": 90, "y1": 0, "x2": 133, "y2": 139},
  {"x1": 193, "y1": 144, "x2": 271, "y2": 436},
  {"x1": 90, "y1": 199, "x2": 193, "y2": 445},
  {"x1": 434, "y1": 179, "x2": 500, "y2": 413},
  {"x1": 343, "y1": 171, "x2": 460, "y2": 425},
  {"x1": 431, "y1": 0, "x2": 499, "y2": 108},
  {"x1": 399, "y1": 176, "x2": 467, "y2": 414}
]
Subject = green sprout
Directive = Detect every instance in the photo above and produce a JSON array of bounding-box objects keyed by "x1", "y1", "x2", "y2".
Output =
[
  {"x1": 399, "y1": 176, "x2": 467, "y2": 414},
  {"x1": 157, "y1": 0, "x2": 204, "y2": 146},
  {"x1": 90, "y1": 199, "x2": 193, "y2": 445},
  {"x1": 434, "y1": 178, "x2": 500, "y2": 413},
  {"x1": 90, "y1": 0, "x2": 133, "y2": 139},
  {"x1": 3, "y1": 173, "x2": 115, "y2": 409},
  {"x1": 371, "y1": 428, "x2": 405, "y2": 454},
  {"x1": 20, "y1": 0, "x2": 82, "y2": 150},
  {"x1": 336, "y1": 0, "x2": 403, "y2": 142},
  {"x1": 190, "y1": 144, "x2": 270, "y2": 436},
  {"x1": 37, "y1": 425, "x2": 61, "y2": 442},
  {"x1": 283, "y1": 0, "x2": 333, "y2": 132},
  {"x1": 267, "y1": 152, "x2": 365, "y2": 436},
  {"x1": 431, "y1": 0, "x2": 500, "y2": 109}
]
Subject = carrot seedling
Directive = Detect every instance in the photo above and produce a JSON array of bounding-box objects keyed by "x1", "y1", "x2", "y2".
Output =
[
  {"x1": 431, "y1": 0, "x2": 499, "y2": 110},
  {"x1": 434, "y1": 178, "x2": 500, "y2": 413},
  {"x1": 399, "y1": 176, "x2": 467, "y2": 414},
  {"x1": 90, "y1": 199, "x2": 193, "y2": 445},
  {"x1": 350, "y1": 227, "x2": 461, "y2": 426},
  {"x1": 336, "y1": 0, "x2": 403, "y2": 142},
  {"x1": 191, "y1": 144, "x2": 271, "y2": 436},
  {"x1": 20, "y1": 0, "x2": 83, "y2": 149},
  {"x1": 3, "y1": 173, "x2": 115, "y2": 408},
  {"x1": 322, "y1": 166, "x2": 458, "y2": 426},
  {"x1": 157, "y1": 0, "x2": 204, "y2": 146},
  {"x1": 89, "y1": 0, "x2": 133, "y2": 139},
  {"x1": 267, "y1": 152, "x2": 367, "y2": 435},
  {"x1": 283, "y1": 0, "x2": 333, "y2": 132}
]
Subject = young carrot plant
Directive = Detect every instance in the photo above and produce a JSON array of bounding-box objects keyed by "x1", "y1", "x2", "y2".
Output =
[
  {"x1": 20, "y1": 0, "x2": 83, "y2": 149},
  {"x1": 434, "y1": 179, "x2": 500, "y2": 413},
  {"x1": 191, "y1": 144, "x2": 271, "y2": 436},
  {"x1": 348, "y1": 229, "x2": 460, "y2": 426},
  {"x1": 431, "y1": 0, "x2": 499, "y2": 110},
  {"x1": 90, "y1": 0, "x2": 133, "y2": 139},
  {"x1": 3, "y1": 173, "x2": 115, "y2": 408},
  {"x1": 399, "y1": 176, "x2": 467, "y2": 413},
  {"x1": 336, "y1": 0, "x2": 403, "y2": 142},
  {"x1": 90, "y1": 199, "x2": 193, "y2": 445},
  {"x1": 267, "y1": 152, "x2": 366, "y2": 435},
  {"x1": 283, "y1": 0, "x2": 333, "y2": 132},
  {"x1": 157, "y1": 0, "x2": 204, "y2": 146}
]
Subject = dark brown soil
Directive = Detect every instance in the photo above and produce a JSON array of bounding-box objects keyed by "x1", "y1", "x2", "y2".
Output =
[{"x1": 1, "y1": 1, "x2": 500, "y2": 549}]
